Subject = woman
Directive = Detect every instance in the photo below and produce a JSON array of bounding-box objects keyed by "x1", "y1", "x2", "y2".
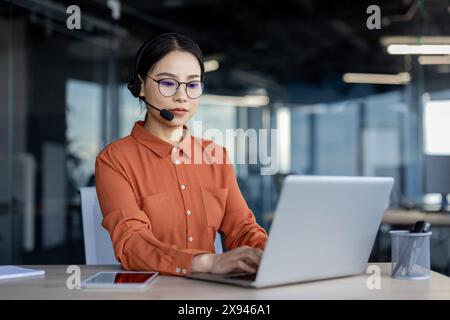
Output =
[{"x1": 95, "y1": 33, "x2": 268, "y2": 276}]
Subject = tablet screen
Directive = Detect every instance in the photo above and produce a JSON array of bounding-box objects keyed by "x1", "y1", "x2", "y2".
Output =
[{"x1": 84, "y1": 272, "x2": 158, "y2": 285}]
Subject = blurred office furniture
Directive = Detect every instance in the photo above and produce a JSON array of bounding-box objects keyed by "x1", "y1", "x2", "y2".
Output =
[
  {"x1": 423, "y1": 99, "x2": 450, "y2": 212},
  {"x1": 237, "y1": 175, "x2": 265, "y2": 226},
  {"x1": 375, "y1": 166, "x2": 405, "y2": 208},
  {"x1": 383, "y1": 209, "x2": 450, "y2": 227},
  {"x1": 1, "y1": 263, "x2": 449, "y2": 299},
  {"x1": 80, "y1": 187, "x2": 223, "y2": 265},
  {"x1": 65, "y1": 195, "x2": 83, "y2": 244},
  {"x1": 363, "y1": 128, "x2": 400, "y2": 177},
  {"x1": 80, "y1": 187, "x2": 118, "y2": 265},
  {"x1": 382, "y1": 208, "x2": 450, "y2": 275},
  {"x1": 424, "y1": 155, "x2": 450, "y2": 212},
  {"x1": 263, "y1": 209, "x2": 450, "y2": 231},
  {"x1": 0, "y1": 153, "x2": 36, "y2": 263},
  {"x1": 17, "y1": 153, "x2": 37, "y2": 252},
  {"x1": 41, "y1": 143, "x2": 67, "y2": 249}
]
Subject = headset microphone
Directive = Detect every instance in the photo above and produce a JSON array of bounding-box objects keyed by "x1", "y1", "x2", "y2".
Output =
[{"x1": 138, "y1": 96, "x2": 174, "y2": 122}]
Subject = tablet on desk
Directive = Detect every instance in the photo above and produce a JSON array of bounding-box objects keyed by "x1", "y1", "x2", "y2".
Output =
[{"x1": 81, "y1": 271, "x2": 158, "y2": 289}]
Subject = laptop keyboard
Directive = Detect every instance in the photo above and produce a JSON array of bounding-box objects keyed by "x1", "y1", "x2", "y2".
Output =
[{"x1": 225, "y1": 273, "x2": 257, "y2": 282}]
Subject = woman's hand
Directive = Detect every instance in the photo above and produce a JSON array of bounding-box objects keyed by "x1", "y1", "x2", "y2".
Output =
[{"x1": 191, "y1": 245, "x2": 263, "y2": 274}]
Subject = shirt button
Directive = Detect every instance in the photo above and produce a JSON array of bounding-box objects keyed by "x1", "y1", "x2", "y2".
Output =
[
  {"x1": 182, "y1": 268, "x2": 187, "y2": 274},
  {"x1": 188, "y1": 236, "x2": 193, "y2": 242},
  {"x1": 175, "y1": 159, "x2": 181, "y2": 165},
  {"x1": 176, "y1": 267, "x2": 181, "y2": 273},
  {"x1": 181, "y1": 184, "x2": 186, "y2": 190},
  {"x1": 186, "y1": 209, "x2": 192, "y2": 216}
]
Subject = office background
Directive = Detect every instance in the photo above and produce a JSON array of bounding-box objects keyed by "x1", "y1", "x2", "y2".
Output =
[{"x1": 1, "y1": 0, "x2": 450, "y2": 275}]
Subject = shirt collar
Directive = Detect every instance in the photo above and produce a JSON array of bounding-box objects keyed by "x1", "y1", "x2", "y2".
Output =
[
  {"x1": 131, "y1": 120, "x2": 187, "y2": 158},
  {"x1": 131, "y1": 120, "x2": 196, "y2": 159}
]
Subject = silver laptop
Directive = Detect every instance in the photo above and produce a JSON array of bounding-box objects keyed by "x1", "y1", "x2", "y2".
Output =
[{"x1": 187, "y1": 175, "x2": 394, "y2": 288}]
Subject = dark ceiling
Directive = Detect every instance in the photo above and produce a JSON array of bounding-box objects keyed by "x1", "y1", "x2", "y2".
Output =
[
  {"x1": 106, "y1": 0, "x2": 450, "y2": 82},
  {"x1": 4, "y1": 0, "x2": 450, "y2": 95}
]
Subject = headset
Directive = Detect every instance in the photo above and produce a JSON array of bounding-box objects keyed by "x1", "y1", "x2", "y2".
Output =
[{"x1": 127, "y1": 33, "x2": 182, "y2": 121}]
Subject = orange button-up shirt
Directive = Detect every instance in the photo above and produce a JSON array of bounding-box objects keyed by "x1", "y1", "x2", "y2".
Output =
[{"x1": 95, "y1": 120, "x2": 268, "y2": 276}]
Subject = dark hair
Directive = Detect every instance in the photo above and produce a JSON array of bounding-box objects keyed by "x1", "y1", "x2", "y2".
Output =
[
  {"x1": 130, "y1": 33, "x2": 205, "y2": 122},
  {"x1": 136, "y1": 33, "x2": 205, "y2": 82}
]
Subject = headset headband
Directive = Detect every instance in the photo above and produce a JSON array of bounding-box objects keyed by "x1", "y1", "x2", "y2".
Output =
[{"x1": 127, "y1": 33, "x2": 181, "y2": 97}]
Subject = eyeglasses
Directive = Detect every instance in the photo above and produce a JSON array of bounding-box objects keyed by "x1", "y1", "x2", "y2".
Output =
[{"x1": 148, "y1": 77, "x2": 204, "y2": 99}]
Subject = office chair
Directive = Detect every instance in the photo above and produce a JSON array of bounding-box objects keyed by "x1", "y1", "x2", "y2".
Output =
[{"x1": 79, "y1": 187, "x2": 119, "y2": 265}]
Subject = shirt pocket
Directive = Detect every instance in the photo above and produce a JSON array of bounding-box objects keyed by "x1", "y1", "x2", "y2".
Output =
[
  {"x1": 200, "y1": 186, "x2": 228, "y2": 230},
  {"x1": 140, "y1": 192, "x2": 175, "y2": 238}
]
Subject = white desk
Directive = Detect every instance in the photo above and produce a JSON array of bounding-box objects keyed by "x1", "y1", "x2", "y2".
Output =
[
  {"x1": 383, "y1": 209, "x2": 450, "y2": 227},
  {"x1": 0, "y1": 263, "x2": 449, "y2": 300},
  {"x1": 263, "y1": 209, "x2": 450, "y2": 230}
]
